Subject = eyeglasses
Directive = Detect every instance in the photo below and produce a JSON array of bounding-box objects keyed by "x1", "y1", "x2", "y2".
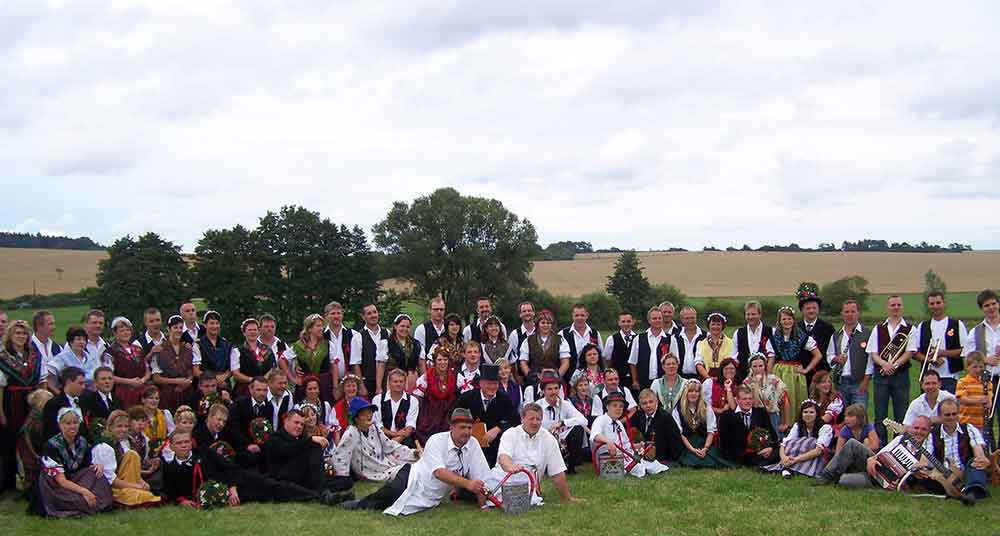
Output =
[{"x1": 941, "y1": 412, "x2": 958, "y2": 417}]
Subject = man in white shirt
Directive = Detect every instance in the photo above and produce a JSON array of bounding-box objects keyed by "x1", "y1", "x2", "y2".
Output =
[
  {"x1": 317, "y1": 302, "x2": 360, "y2": 389},
  {"x1": 604, "y1": 311, "x2": 637, "y2": 386},
  {"x1": 674, "y1": 306, "x2": 705, "y2": 380},
  {"x1": 560, "y1": 304, "x2": 603, "y2": 379},
  {"x1": 965, "y1": 289, "x2": 1000, "y2": 446},
  {"x1": 867, "y1": 295, "x2": 914, "y2": 447},
  {"x1": 928, "y1": 399, "x2": 991, "y2": 503},
  {"x1": 909, "y1": 291, "x2": 968, "y2": 394},
  {"x1": 508, "y1": 301, "x2": 536, "y2": 365},
  {"x1": 355, "y1": 304, "x2": 389, "y2": 398},
  {"x1": 374, "y1": 369, "x2": 419, "y2": 447},
  {"x1": 178, "y1": 301, "x2": 205, "y2": 344},
  {"x1": 31, "y1": 310, "x2": 59, "y2": 374},
  {"x1": 464, "y1": 297, "x2": 507, "y2": 343},
  {"x1": 343, "y1": 408, "x2": 491, "y2": 515},
  {"x1": 731, "y1": 301, "x2": 775, "y2": 375},
  {"x1": 414, "y1": 297, "x2": 447, "y2": 359},
  {"x1": 629, "y1": 308, "x2": 671, "y2": 392},
  {"x1": 535, "y1": 370, "x2": 587, "y2": 473},
  {"x1": 903, "y1": 370, "x2": 956, "y2": 429},
  {"x1": 827, "y1": 300, "x2": 873, "y2": 408},
  {"x1": 257, "y1": 313, "x2": 287, "y2": 363},
  {"x1": 487, "y1": 403, "x2": 579, "y2": 508},
  {"x1": 68, "y1": 309, "x2": 109, "y2": 373},
  {"x1": 659, "y1": 301, "x2": 681, "y2": 337}
]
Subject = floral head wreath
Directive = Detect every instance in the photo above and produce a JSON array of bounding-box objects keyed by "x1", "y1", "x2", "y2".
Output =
[{"x1": 240, "y1": 318, "x2": 259, "y2": 331}]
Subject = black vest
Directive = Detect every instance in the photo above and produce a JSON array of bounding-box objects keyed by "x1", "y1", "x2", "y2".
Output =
[
  {"x1": 512, "y1": 326, "x2": 533, "y2": 360},
  {"x1": 180, "y1": 323, "x2": 206, "y2": 345},
  {"x1": 561, "y1": 325, "x2": 602, "y2": 368},
  {"x1": 735, "y1": 324, "x2": 774, "y2": 372},
  {"x1": 609, "y1": 332, "x2": 635, "y2": 384},
  {"x1": 876, "y1": 322, "x2": 913, "y2": 372},
  {"x1": 360, "y1": 326, "x2": 389, "y2": 381},
  {"x1": 419, "y1": 321, "x2": 445, "y2": 356},
  {"x1": 674, "y1": 330, "x2": 707, "y2": 378},
  {"x1": 918, "y1": 318, "x2": 964, "y2": 374},
  {"x1": 931, "y1": 423, "x2": 973, "y2": 467},
  {"x1": 387, "y1": 337, "x2": 422, "y2": 372},
  {"x1": 635, "y1": 332, "x2": 670, "y2": 385},
  {"x1": 380, "y1": 394, "x2": 411, "y2": 431},
  {"x1": 798, "y1": 319, "x2": 834, "y2": 372},
  {"x1": 832, "y1": 326, "x2": 872, "y2": 382},
  {"x1": 236, "y1": 343, "x2": 275, "y2": 377},
  {"x1": 324, "y1": 327, "x2": 354, "y2": 366},
  {"x1": 197, "y1": 335, "x2": 233, "y2": 374}
]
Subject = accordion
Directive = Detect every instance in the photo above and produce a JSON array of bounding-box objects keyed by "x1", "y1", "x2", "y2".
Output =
[{"x1": 872, "y1": 441, "x2": 919, "y2": 490}]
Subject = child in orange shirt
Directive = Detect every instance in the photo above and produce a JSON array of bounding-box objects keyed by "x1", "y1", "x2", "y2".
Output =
[{"x1": 955, "y1": 352, "x2": 993, "y2": 429}]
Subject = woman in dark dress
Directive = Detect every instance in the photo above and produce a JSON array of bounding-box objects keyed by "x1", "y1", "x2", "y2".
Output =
[
  {"x1": 385, "y1": 314, "x2": 422, "y2": 393},
  {"x1": 497, "y1": 358, "x2": 521, "y2": 410},
  {"x1": 32, "y1": 408, "x2": 113, "y2": 518},
  {"x1": 413, "y1": 351, "x2": 457, "y2": 444},
  {"x1": 676, "y1": 379, "x2": 734, "y2": 469},
  {"x1": 231, "y1": 318, "x2": 276, "y2": 398},
  {"x1": 104, "y1": 317, "x2": 150, "y2": 409},
  {"x1": 1, "y1": 320, "x2": 45, "y2": 491},
  {"x1": 427, "y1": 314, "x2": 464, "y2": 370},
  {"x1": 151, "y1": 316, "x2": 195, "y2": 412}
]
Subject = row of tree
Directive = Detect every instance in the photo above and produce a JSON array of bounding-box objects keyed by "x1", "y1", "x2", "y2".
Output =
[
  {"x1": 551, "y1": 240, "x2": 974, "y2": 256},
  {"x1": 0, "y1": 232, "x2": 104, "y2": 250}
]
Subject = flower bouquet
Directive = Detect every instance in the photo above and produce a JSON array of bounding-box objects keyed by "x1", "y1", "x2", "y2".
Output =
[{"x1": 198, "y1": 480, "x2": 229, "y2": 509}]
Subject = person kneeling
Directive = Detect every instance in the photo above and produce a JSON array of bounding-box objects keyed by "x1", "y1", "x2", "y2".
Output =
[
  {"x1": 332, "y1": 397, "x2": 417, "y2": 484},
  {"x1": 718, "y1": 387, "x2": 779, "y2": 467},
  {"x1": 590, "y1": 392, "x2": 669, "y2": 478},
  {"x1": 341, "y1": 408, "x2": 491, "y2": 515},
  {"x1": 486, "y1": 402, "x2": 581, "y2": 508}
]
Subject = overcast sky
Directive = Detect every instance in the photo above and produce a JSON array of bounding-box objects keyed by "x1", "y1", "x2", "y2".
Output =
[{"x1": 3, "y1": 1, "x2": 999, "y2": 252}]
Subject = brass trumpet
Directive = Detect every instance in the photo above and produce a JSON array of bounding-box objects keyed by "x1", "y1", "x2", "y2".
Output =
[
  {"x1": 880, "y1": 331, "x2": 910, "y2": 374},
  {"x1": 918, "y1": 338, "x2": 942, "y2": 382}
]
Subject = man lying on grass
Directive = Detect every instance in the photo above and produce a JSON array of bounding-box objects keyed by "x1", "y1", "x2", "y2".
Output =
[{"x1": 341, "y1": 407, "x2": 491, "y2": 515}]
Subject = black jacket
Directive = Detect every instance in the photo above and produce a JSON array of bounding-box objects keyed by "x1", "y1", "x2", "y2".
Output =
[
  {"x1": 629, "y1": 407, "x2": 683, "y2": 462},
  {"x1": 264, "y1": 429, "x2": 320, "y2": 478},
  {"x1": 717, "y1": 407, "x2": 779, "y2": 465},
  {"x1": 79, "y1": 390, "x2": 121, "y2": 423},
  {"x1": 455, "y1": 389, "x2": 519, "y2": 433},
  {"x1": 227, "y1": 395, "x2": 273, "y2": 452}
]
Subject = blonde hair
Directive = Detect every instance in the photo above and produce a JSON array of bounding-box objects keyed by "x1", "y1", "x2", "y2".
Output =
[
  {"x1": 965, "y1": 351, "x2": 986, "y2": 368},
  {"x1": 2, "y1": 320, "x2": 30, "y2": 353},
  {"x1": 300, "y1": 313, "x2": 325, "y2": 342},
  {"x1": 175, "y1": 407, "x2": 196, "y2": 424},
  {"x1": 679, "y1": 381, "x2": 707, "y2": 430}
]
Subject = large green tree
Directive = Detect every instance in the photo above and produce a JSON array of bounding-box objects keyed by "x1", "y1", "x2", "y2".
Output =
[
  {"x1": 193, "y1": 206, "x2": 384, "y2": 341},
  {"x1": 605, "y1": 251, "x2": 652, "y2": 318},
  {"x1": 94, "y1": 232, "x2": 190, "y2": 326},
  {"x1": 373, "y1": 188, "x2": 540, "y2": 320}
]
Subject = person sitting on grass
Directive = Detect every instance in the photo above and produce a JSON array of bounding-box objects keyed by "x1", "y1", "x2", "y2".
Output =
[
  {"x1": 590, "y1": 391, "x2": 669, "y2": 478},
  {"x1": 331, "y1": 396, "x2": 417, "y2": 484},
  {"x1": 486, "y1": 402, "x2": 581, "y2": 508},
  {"x1": 31, "y1": 407, "x2": 114, "y2": 518},
  {"x1": 717, "y1": 386, "x2": 779, "y2": 467},
  {"x1": 341, "y1": 407, "x2": 491, "y2": 515},
  {"x1": 374, "y1": 368, "x2": 419, "y2": 447},
  {"x1": 265, "y1": 409, "x2": 327, "y2": 494},
  {"x1": 126, "y1": 406, "x2": 162, "y2": 488},
  {"x1": 630, "y1": 388, "x2": 683, "y2": 464},
  {"x1": 159, "y1": 406, "x2": 195, "y2": 462},
  {"x1": 675, "y1": 379, "x2": 733, "y2": 469},
  {"x1": 810, "y1": 371, "x2": 844, "y2": 426},
  {"x1": 835, "y1": 403, "x2": 879, "y2": 454},
  {"x1": 16, "y1": 388, "x2": 54, "y2": 491},
  {"x1": 590, "y1": 368, "x2": 637, "y2": 418},
  {"x1": 91, "y1": 409, "x2": 161, "y2": 507},
  {"x1": 903, "y1": 369, "x2": 955, "y2": 430},
  {"x1": 762, "y1": 399, "x2": 833, "y2": 479}
]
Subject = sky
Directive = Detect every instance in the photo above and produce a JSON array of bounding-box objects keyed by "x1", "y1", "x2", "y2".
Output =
[{"x1": 3, "y1": 1, "x2": 1000, "y2": 252}]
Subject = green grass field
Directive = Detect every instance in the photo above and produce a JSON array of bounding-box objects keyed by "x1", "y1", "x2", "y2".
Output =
[{"x1": 1, "y1": 455, "x2": 996, "y2": 535}]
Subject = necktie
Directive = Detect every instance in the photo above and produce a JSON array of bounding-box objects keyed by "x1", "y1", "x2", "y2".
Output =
[
  {"x1": 254, "y1": 403, "x2": 263, "y2": 417},
  {"x1": 806, "y1": 323, "x2": 814, "y2": 333},
  {"x1": 742, "y1": 412, "x2": 751, "y2": 428},
  {"x1": 453, "y1": 447, "x2": 467, "y2": 477},
  {"x1": 612, "y1": 421, "x2": 623, "y2": 448},
  {"x1": 548, "y1": 406, "x2": 557, "y2": 421},
  {"x1": 483, "y1": 397, "x2": 491, "y2": 413}
]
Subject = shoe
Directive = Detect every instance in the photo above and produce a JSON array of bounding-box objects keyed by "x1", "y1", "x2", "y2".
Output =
[
  {"x1": 339, "y1": 499, "x2": 363, "y2": 510},
  {"x1": 960, "y1": 492, "x2": 977, "y2": 506},
  {"x1": 811, "y1": 477, "x2": 834, "y2": 487},
  {"x1": 320, "y1": 490, "x2": 355, "y2": 506},
  {"x1": 566, "y1": 466, "x2": 577, "y2": 475},
  {"x1": 782, "y1": 470, "x2": 792, "y2": 480}
]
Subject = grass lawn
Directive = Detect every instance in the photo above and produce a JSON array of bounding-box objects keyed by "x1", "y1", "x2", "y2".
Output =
[
  {"x1": 1, "y1": 459, "x2": 996, "y2": 535},
  {"x1": 5, "y1": 305, "x2": 91, "y2": 343}
]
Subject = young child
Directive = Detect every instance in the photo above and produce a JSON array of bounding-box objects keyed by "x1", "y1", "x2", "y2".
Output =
[
  {"x1": 630, "y1": 388, "x2": 683, "y2": 464},
  {"x1": 590, "y1": 391, "x2": 669, "y2": 478},
  {"x1": 127, "y1": 406, "x2": 162, "y2": 485},
  {"x1": 140, "y1": 386, "x2": 175, "y2": 444},
  {"x1": 160, "y1": 406, "x2": 196, "y2": 461},
  {"x1": 955, "y1": 352, "x2": 994, "y2": 431}
]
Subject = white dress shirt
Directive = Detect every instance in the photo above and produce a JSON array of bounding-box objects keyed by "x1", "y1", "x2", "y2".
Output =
[
  {"x1": 677, "y1": 328, "x2": 705, "y2": 376},
  {"x1": 963, "y1": 319, "x2": 1000, "y2": 376},
  {"x1": 384, "y1": 431, "x2": 491, "y2": 516},
  {"x1": 590, "y1": 386, "x2": 637, "y2": 417},
  {"x1": 537, "y1": 396, "x2": 587, "y2": 440},
  {"x1": 628, "y1": 328, "x2": 669, "y2": 382},
  {"x1": 373, "y1": 392, "x2": 419, "y2": 431},
  {"x1": 730, "y1": 324, "x2": 775, "y2": 359},
  {"x1": 905, "y1": 317, "x2": 968, "y2": 379},
  {"x1": 826, "y1": 324, "x2": 874, "y2": 378},
  {"x1": 485, "y1": 425, "x2": 565, "y2": 507},
  {"x1": 902, "y1": 391, "x2": 956, "y2": 426},
  {"x1": 508, "y1": 324, "x2": 536, "y2": 361},
  {"x1": 937, "y1": 423, "x2": 986, "y2": 471},
  {"x1": 563, "y1": 324, "x2": 602, "y2": 357}
]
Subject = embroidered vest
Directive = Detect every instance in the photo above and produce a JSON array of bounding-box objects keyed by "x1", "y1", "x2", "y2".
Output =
[
  {"x1": 526, "y1": 333, "x2": 563, "y2": 372},
  {"x1": 918, "y1": 318, "x2": 964, "y2": 374}
]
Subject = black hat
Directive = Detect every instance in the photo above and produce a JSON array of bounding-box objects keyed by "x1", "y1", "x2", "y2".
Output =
[
  {"x1": 796, "y1": 282, "x2": 822, "y2": 309},
  {"x1": 479, "y1": 363, "x2": 500, "y2": 382}
]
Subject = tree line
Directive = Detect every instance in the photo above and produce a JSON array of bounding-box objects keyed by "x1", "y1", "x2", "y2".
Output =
[
  {"x1": 0, "y1": 231, "x2": 104, "y2": 250},
  {"x1": 534, "y1": 239, "x2": 974, "y2": 259}
]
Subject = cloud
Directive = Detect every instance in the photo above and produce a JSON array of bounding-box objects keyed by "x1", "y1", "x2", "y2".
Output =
[{"x1": 1, "y1": 1, "x2": 999, "y2": 251}]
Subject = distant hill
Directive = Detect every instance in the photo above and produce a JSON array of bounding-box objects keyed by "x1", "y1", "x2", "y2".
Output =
[{"x1": 0, "y1": 232, "x2": 104, "y2": 251}]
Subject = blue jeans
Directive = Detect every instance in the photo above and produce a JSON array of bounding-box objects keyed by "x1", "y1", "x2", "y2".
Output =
[
  {"x1": 962, "y1": 466, "x2": 990, "y2": 498},
  {"x1": 873, "y1": 372, "x2": 910, "y2": 447},
  {"x1": 838, "y1": 378, "x2": 867, "y2": 409}
]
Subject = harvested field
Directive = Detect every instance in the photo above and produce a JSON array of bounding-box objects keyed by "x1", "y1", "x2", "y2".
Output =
[
  {"x1": 531, "y1": 251, "x2": 1000, "y2": 297},
  {"x1": 0, "y1": 248, "x2": 107, "y2": 299}
]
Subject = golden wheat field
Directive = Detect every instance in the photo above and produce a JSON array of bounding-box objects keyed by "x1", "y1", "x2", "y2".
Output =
[
  {"x1": 531, "y1": 250, "x2": 1000, "y2": 297},
  {"x1": 2, "y1": 248, "x2": 999, "y2": 300},
  {"x1": 0, "y1": 248, "x2": 107, "y2": 299}
]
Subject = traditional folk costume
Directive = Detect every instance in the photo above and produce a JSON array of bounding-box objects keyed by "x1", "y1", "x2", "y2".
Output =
[
  {"x1": 604, "y1": 330, "x2": 637, "y2": 390},
  {"x1": 481, "y1": 337, "x2": 512, "y2": 366},
  {"x1": 717, "y1": 406, "x2": 780, "y2": 467},
  {"x1": 741, "y1": 374, "x2": 788, "y2": 436},
  {"x1": 374, "y1": 391, "x2": 419, "y2": 448},
  {"x1": 561, "y1": 324, "x2": 602, "y2": 383},
  {"x1": 230, "y1": 340, "x2": 276, "y2": 398},
  {"x1": 674, "y1": 328, "x2": 706, "y2": 380},
  {"x1": 771, "y1": 328, "x2": 817, "y2": 417},
  {"x1": 385, "y1": 336, "x2": 422, "y2": 385},
  {"x1": 536, "y1": 374, "x2": 587, "y2": 472},
  {"x1": 673, "y1": 405, "x2": 733, "y2": 469},
  {"x1": 762, "y1": 422, "x2": 834, "y2": 477},
  {"x1": 867, "y1": 319, "x2": 913, "y2": 446},
  {"x1": 192, "y1": 335, "x2": 234, "y2": 386},
  {"x1": 413, "y1": 368, "x2": 457, "y2": 444},
  {"x1": 519, "y1": 332, "x2": 570, "y2": 385},
  {"x1": 908, "y1": 316, "x2": 967, "y2": 394},
  {"x1": 91, "y1": 437, "x2": 161, "y2": 506},
  {"x1": 650, "y1": 374, "x2": 686, "y2": 416},
  {"x1": 0, "y1": 346, "x2": 44, "y2": 489},
  {"x1": 103, "y1": 341, "x2": 147, "y2": 408},
  {"x1": 630, "y1": 405, "x2": 683, "y2": 463},
  {"x1": 33, "y1": 420, "x2": 114, "y2": 518},
  {"x1": 16, "y1": 402, "x2": 49, "y2": 491},
  {"x1": 628, "y1": 328, "x2": 672, "y2": 391},
  {"x1": 151, "y1": 341, "x2": 195, "y2": 411},
  {"x1": 731, "y1": 323, "x2": 775, "y2": 377},
  {"x1": 695, "y1": 335, "x2": 735, "y2": 379},
  {"x1": 332, "y1": 420, "x2": 417, "y2": 482},
  {"x1": 358, "y1": 325, "x2": 390, "y2": 400},
  {"x1": 590, "y1": 412, "x2": 669, "y2": 478}
]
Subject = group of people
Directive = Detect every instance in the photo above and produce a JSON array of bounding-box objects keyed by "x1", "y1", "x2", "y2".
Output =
[{"x1": 0, "y1": 283, "x2": 997, "y2": 518}]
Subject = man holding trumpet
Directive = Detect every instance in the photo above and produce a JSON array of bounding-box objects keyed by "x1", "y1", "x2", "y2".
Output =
[
  {"x1": 867, "y1": 295, "x2": 913, "y2": 447},
  {"x1": 909, "y1": 290, "x2": 968, "y2": 394}
]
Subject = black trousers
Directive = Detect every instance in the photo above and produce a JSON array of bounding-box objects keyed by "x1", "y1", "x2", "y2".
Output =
[
  {"x1": 236, "y1": 469, "x2": 318, "y2": 503},
  {"x1": 357, "y1": 464, "x2": 411, "y2": 510},
  {"x1": 272, "y1": 445, "x2": 325, "y2": 491},
  {"x1": 563, "y1": 426, "x2": 585, "y2": 470}
]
